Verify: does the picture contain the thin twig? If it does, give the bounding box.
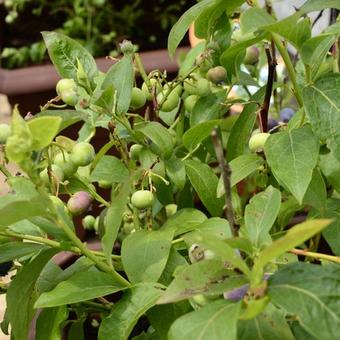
[258,44,277,132]
[211,127,238,237]
[289,248,340,264]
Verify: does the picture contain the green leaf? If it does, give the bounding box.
[6,248,57,340]
[262,14,311,48]
[27,116,62,150]
[303,74,340,162]
[240,7,275,34]
[168,300,241,340]
[158,259,247,304]
[238,303,295,340]
[135,122,175,159]
[35,306,68,340]
[0,196,48,230]
[301,35,337,79]
[161,208,207,236]
[220,35,266,78]
[121,229,174,284]
[264,125,319,204]
[190,92,226,127]
[37,109,86,131]
[303,168,327,211]
[226,103,257,161]
[6,107,33,164]
[101,54,134,115]
[309,198,340,255]
[102,179,131,265]
[0,242,45,263]
[217,154,264,197]
[185,231,251,276]
[184,159,224,217]
[167,0,216,57]
[35,269,126,308]
[99,283,163,340]
[245,186,281,248]
[252,219,331,283]
[183,119,223,151]
[299,0,340,14]
[68,320,85,340]
[196,217,232,239]
[319,149,340,193]
[268,262,340,339]
[90,155,129,184]
[42,31,97,81]
[147,302,192,340]
[165,157,186,190]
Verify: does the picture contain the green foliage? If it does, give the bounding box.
[1,2,340,338]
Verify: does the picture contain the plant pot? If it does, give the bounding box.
[0,47,189,113]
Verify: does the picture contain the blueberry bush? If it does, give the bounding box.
[0,0,340,339]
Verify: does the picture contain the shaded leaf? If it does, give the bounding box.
[268,262,340,339]
[245,186,281,248]
[27,116,62,150]
[168,300,241,340]
[158,259,247,304]
[6,248,57,340]
[264,125,319,204]
[121,229,174,284]
[185,159,224,216]
[99,283,163,340]
[35,269,126,308]
[42,31,97,81]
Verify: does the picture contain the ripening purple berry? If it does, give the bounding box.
[67,191,92,216]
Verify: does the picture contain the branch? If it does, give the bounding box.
[258,44,276,132]
[289,248,340,265]
[271,33,303,107]
[211,127,238,237]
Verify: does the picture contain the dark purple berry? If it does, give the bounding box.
[224,284,249,301]
[268,118,279,130]
[279,108,295,122]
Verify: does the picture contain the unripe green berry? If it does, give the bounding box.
[184,95,199,113]
[98,180,112,189]
[195,78,210,96]
[131,190,154,209]
[192,294,210,307]
[130,144,143,160]
[53,152,78,178]
[158,91,180,112]
[248,132,270,152]
[82,215,96,230]
[130,87,146,109]
[183,78,197,95]
[0,123,11,144]
[67,191,92,216]
[207,66,227,83]
[244,46,259,65]
[164,82,182,97]
[71,142,95,167]
[40,164,64,184]
[56,78,77,96]
[61,90,78,106]
[165,204,178,218]
[141,79,161,101]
